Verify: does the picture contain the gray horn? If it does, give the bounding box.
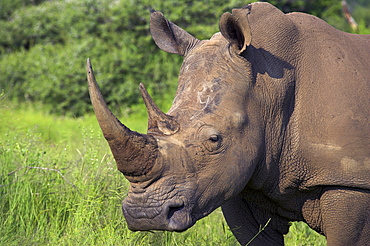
[86,58,158,176]
[139,83,180,135]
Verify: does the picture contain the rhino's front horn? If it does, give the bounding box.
[86,58,158,177]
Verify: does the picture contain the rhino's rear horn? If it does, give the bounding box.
[139,83,180,135]
[86,58,158,177]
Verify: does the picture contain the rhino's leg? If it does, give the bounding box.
[221,193,286,246]
[320,187,370,246]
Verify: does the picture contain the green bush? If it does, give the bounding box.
[0,0,47,21]
[0,0,368,116]
[0,0,251,116]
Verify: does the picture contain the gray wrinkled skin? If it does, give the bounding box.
[87,2,370,246]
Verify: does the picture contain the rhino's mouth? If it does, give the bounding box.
[122,198,195,232]
[166,202,189,231]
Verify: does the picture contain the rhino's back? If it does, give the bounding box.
[285,12,370,189]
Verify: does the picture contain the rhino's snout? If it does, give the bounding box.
[122,200,194,232]
[166,203,188,231]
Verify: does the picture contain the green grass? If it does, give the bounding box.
[0,103,326,245]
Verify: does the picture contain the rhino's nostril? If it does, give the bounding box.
[167,204,185,220]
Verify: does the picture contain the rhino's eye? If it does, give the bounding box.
[209,134,220,142]
[198,126,223,153]
[203,134,223,153]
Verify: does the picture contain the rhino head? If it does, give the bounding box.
[87,4,295,232]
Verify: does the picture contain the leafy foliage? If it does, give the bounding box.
[0,0,369,116]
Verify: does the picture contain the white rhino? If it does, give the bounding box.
[87,2,370,245]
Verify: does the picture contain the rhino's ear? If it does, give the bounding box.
[150,11,200,56]
[219,8,251,54]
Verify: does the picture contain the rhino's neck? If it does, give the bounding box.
[242,5,303,194]
[249,90,298,189]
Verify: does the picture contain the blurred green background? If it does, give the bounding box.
[1,0,369,117]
